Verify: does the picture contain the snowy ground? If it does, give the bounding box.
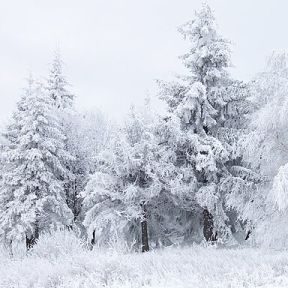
[1,232,288,288]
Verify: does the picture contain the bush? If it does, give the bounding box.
[29,229,86,260]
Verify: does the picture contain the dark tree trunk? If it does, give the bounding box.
[26,226,39,251]
[245,230,251,240]
[140,202,149,252]
[91,230,96,246]
[203,208,217,242]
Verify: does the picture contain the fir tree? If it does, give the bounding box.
[157,3,256,243]
[46,53,85,223]
[47,52,74,110]
[0,79,73,248]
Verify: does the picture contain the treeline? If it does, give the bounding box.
[0,4,287,252]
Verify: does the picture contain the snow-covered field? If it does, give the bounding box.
[0,232,288,288]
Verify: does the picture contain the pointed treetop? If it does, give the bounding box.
[47,50,74,110]
[51,49,64,76]
[179,3,215,38]
[179,3,231,86]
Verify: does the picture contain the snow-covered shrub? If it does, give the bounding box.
[254,212,288,250]
[29,230,86,259]
[252,165,288,249]
[0,243,12,261]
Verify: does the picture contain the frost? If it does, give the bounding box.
[270,163,288,211]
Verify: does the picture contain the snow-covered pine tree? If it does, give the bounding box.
[47,51,74,110]
[0,78,73,249]
[82,102,171,251]
[157,3,256,243]
[46,52,86,223]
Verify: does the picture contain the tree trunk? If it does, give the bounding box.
[245,230,251,240]
[91,230,96,246]
[140,202,149,252]
[203,208,217,242]
[26,226,39,251]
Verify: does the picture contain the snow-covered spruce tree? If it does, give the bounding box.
[242,52,288,248]
[0,78,73,249]
[157,4,256,243]
[82,102,172,251]
[46,53,86,223]
[47,52,74,110]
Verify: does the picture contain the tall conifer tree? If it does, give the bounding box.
[158,4,255,242]
[0,78,73,248]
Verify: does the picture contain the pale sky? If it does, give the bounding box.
[0,0,287,124]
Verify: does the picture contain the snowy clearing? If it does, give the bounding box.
[1,243,288,288]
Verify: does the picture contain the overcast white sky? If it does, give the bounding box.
[0,0,287,124]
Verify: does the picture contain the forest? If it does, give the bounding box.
[1,3,288,287]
